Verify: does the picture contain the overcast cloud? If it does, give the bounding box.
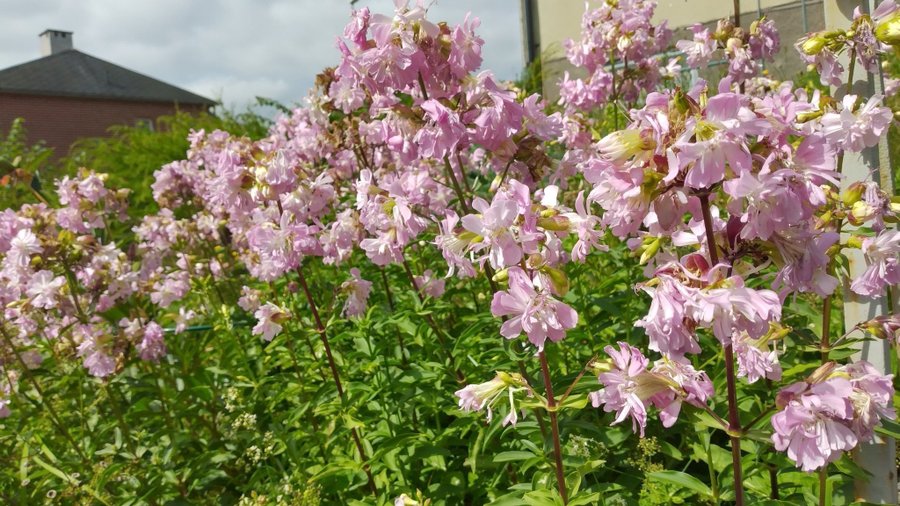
[0,0,524,112]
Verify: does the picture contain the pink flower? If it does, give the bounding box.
[689,275,782,346]
[463,195,522,269]
[490,267,578,350]
[82,351,116,378]
[455,371,529,426]
[415,269,446,299]
[75,325,117,378]
[734,332,782,384]
[748,17,780,61]
[676,24,716,68]
[590,342,652,436]
[237,286,262,312]
[6,229,41,269]
[635,275,701,358]
[590,342,713,436]
[150,271,191,308]
[137,322,167,362]
[449,13,483,77]
[674,93,770,189]
[771,362,895,471]
[173,307,196,334]
[771,229,839,297]
[563,191,606,262]
[820,94,893,153]
[771,377,858,472]
[434,211,476,278]
[26,270,65,309]
[416,99,466,159]
[845,361,896,440]
[341,268,372,318]
[360,233,403,266]
[252,302,289,342]
[584,158,651,238]
[850,230,900,296]
[343,7,370,49]
[523,94,563,141]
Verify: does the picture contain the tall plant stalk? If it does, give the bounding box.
[539,350,568,504]
[401,257,465,382]
[698,193,744,506]
[295,264,377,495]
[0,324,90,465]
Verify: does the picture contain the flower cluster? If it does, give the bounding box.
[560,0,676,112]
[676,16,780,85]
[0,171,172,382]
[1,1,897,486]
[797,0,900,86]
[590,342,713,436]
[772,362,895,471]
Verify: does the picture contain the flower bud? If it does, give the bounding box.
[845,235,864,249]
[817,209,833,229]
[805,362,839,386]
[800,34,828,55]
[639,238,661,265]
[841,182,865,206]
[537,215,570,232]
[489,173,503,192]
[715,19,734,41]
[849,200,877,225]
[796,109,824,123]
[597,129,653,162]
[458,230,482,243]
[875,11,900,46]
[860,314,900,341]
[590,359,614,376]
[491,268,509,283]
[764,322,792,343]
[542,265,570,296]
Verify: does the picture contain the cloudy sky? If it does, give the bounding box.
[0,0,524,112]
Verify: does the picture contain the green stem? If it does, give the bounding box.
[444,155,471,214]
[0,325,89,465]
[401,257,465,382]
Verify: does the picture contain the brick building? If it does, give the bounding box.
[0,29,215,157]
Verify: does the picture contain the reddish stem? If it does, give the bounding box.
[296,265,377,495]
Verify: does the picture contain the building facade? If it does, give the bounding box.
[0,30,215,157]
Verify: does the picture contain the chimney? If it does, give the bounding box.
[39,29,73,56]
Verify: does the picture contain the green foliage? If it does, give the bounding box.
[0,118,54,208]
[517,55,544,96]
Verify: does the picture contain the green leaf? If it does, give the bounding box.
[32,455,71,482]
[522,489,564,506]
[647,470,713,498]
[492,451,537,463]
[875,418,900,439]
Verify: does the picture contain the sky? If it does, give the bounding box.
[0,0,525,112]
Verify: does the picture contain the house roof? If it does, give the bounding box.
[0,49,215,106]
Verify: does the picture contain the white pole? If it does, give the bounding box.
[822,0,898,503]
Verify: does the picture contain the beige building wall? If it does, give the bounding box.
[530,0,825,101]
